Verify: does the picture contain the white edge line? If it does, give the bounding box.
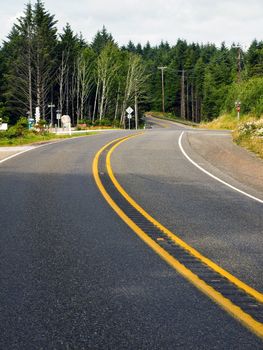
[0,135,97,165]
[0,148,35,164]
[178,131,263,204]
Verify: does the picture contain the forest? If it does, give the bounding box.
[0,0,262,127]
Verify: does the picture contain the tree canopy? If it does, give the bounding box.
[0,1,262,125]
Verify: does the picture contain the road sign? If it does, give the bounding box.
[61,115,71,124]
[48,104,55,108]
[127,114,132,119]
[235,101,241,120]
[126,106,134,114]
[0,123,8,131]
[28,118,35,130]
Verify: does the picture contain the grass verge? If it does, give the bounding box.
[233,133,263,159]
[199,114,256,130]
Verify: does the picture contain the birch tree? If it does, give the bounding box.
[97,43,120,120]
[76,48,95,122]
[120,53,148,125]
[58,50,68,115]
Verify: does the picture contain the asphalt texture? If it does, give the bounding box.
[0,124,262,349]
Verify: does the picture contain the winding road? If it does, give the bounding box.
[0,116,262,349]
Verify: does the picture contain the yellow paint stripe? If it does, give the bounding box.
[107,137,263,304]
[92,134,263,339]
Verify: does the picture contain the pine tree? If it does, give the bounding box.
[2,4,34,122]
[91,26,114,54]
[246,40,263,77]
[33,0,57,119]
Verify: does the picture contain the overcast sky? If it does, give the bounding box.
[1,0,263,47]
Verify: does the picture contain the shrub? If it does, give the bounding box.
[224,77,263,117]
[237,118,263,137]
[93,118,112,127]
[5,117,28,138]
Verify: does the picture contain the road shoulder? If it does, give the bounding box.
[184,130,263,199]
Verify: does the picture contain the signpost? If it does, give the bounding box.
[48,103,55,126]
[28,118,35,129]
[56,109,61,128]
[126,107,134,130]
[235,101,241,120]
[0,123,8,131]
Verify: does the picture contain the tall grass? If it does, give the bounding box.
[199,114,257,130]
[200,113,263,159]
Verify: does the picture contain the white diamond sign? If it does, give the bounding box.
[126,106,133,114]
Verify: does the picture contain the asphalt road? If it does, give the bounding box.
[0,122,262,349]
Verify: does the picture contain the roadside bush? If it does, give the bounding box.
[78,119,92,125]
[237,118,263,137]
[0,131,7,138]
[5,117,28,138]
[93,118,112,127]
[112,119,120,128]
[224,77,263,117]
[35,119,48,135]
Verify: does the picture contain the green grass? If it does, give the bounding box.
[0,131,97,147]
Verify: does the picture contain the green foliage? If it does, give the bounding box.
[91,26,114,54]
[246,40,263,77]
[233,117,263,158]
[224,77,263,117]
[93,118,112,127]
[0,103,9,122]
[5,117,28,138]
[0,1,262,128]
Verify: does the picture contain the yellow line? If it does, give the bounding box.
[93,134,263,339]
[107,138,263,304]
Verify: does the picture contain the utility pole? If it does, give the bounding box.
[186,74,189,120]
[234,45,242,120]
[181,69,186,119]
[134,80,138,130]
[158,66,167,113]
[237,46,242,84]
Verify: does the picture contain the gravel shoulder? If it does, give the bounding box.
[185,130,263,198]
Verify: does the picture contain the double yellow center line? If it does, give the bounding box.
[92,133,263,339]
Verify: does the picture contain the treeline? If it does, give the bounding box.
[0,0,262,126]
[0,1,147,126]
[134,39,263,122]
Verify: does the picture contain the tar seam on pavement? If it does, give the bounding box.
[93,135,263,339]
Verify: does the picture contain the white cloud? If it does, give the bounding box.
[0,0,262,47]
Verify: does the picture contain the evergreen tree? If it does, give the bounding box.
[33,0,57,119]
[0,1,262,126]
[246,40,263,77]
[91,26,114,54]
